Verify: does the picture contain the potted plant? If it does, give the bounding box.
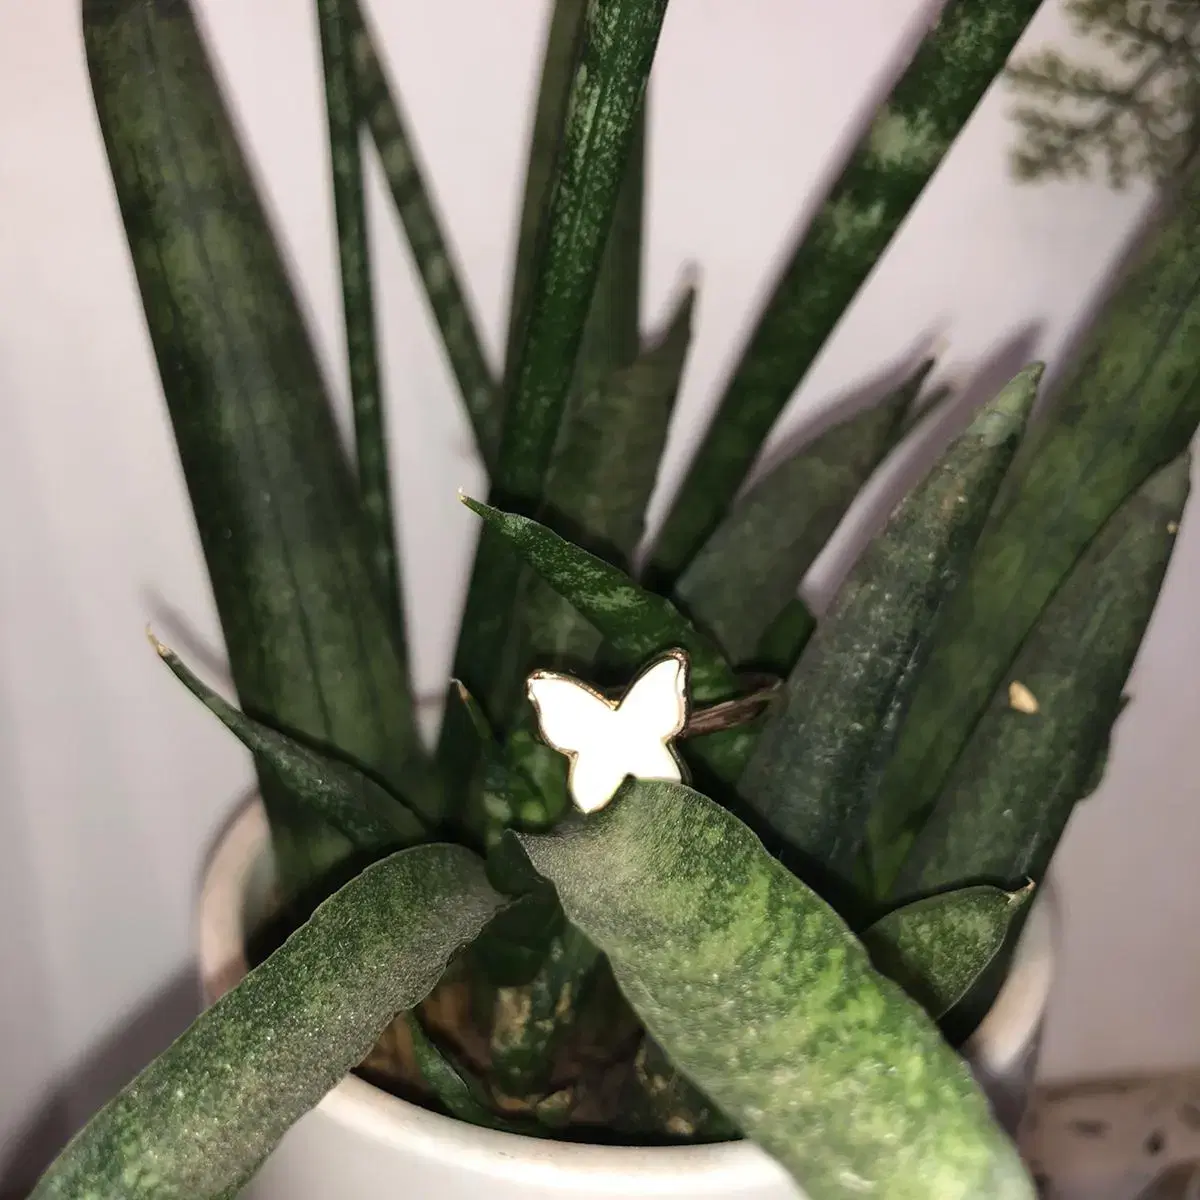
[29,0,1200,1197]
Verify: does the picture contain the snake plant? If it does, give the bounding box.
[31,1,1200,1197]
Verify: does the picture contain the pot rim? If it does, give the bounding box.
[196,796,1055,1187]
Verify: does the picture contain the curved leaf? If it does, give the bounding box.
[153,635,424,850]
[887,454,1191,898]
[875,157,1200,858]
[739,366,1041,896]
[32,845,502,1199]
[518,780,1033,1200]
[461,497,737,703]
[862,885,1033,1021]
[528,283,697,666]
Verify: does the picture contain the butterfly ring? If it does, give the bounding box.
[525,649,781,815]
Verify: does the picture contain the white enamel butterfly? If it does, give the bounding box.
[525,649,691,814]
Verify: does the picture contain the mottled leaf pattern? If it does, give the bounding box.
[461,497,738,704]
[31,845,502,1199]
[316,0,401,628]
[154,636,424,850]
[83,0,429,892]
[345,0,500,462]
[863,885,1033,1020]
[876,158,1200,860]
[739,367,1040,896]
[887,455,1191,898]
[651,0,1045,581]
[519,780,1034,1200]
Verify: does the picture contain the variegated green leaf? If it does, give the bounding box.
[650,0,1045,582]
[316,0,400,625]
[887,454,1191,899]
[863,885,1033,1021]
[83,0,430,892]
[31,845,502,1199]
[875,158,1200,863]
[519,780,1033,1200]
[461,497,738,704]
[153,635,424,851]
[345,0,500,463]
[739,367,1041,897]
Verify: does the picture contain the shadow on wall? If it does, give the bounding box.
[0,970,200,1200]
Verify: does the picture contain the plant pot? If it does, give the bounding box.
[197,797,1056,1200]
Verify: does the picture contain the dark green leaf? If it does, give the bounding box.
[739,366,1041,897]
[875,157,1200,864]
[438,0,666,784]
[751,597,817,677]
[315,0,401,628]
[527,283,697,667]
[461,497,738,703]
[345,0,500,463]
[862,885,1033,1021]
[32,845,502,1199]
[489,923,601,1098]
[153,635,424,850]
[405,1014,531,1133]
[621,1035,738,1142]
[650,0,1045,582]
[519,780,1033,1200]
[675,361,926,663]
[547,281,695,566]
[504,0,589,383]
[451,682,551,837]
[83,0,430,892]
[494,0,667,503]
[886,454,1191,898]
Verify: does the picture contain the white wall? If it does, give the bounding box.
[1,0,1197,1175]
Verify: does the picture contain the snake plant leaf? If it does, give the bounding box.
[527,282,697,667]
[83,0,429,892]
[620,1035,738,1142]
[675,360,929,664]
[404,1013,537,1134]
[518,780,1034,1200]
[315,0,400,626]
[507,0,646,405]
[451,682,550,835]
[504,0,590,380]
[547,281,695,567]
[438,0,665,795]
[449,687,567,986]
[345,0,500,463]
[460,497,738,704]
[650,0,1045,584]
[752,597,817,677]
[489,922,601,1098]
[495,0,669,503]
[30,844,503,1200]
[874,157,1200,863]
[739,366,1041,898]
[887,454,1191,900]
[862,885,1034,1022]
[153,635,424,851]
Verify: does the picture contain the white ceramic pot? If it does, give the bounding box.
[198,799,1055,1200]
